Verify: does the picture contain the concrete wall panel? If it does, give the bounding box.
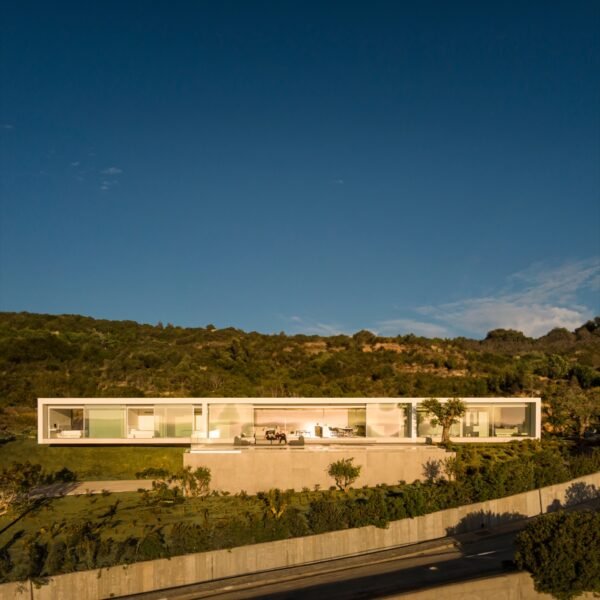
[184,446,452,494]
[539,471,600,512]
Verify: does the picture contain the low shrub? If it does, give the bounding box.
[515,511,600,600]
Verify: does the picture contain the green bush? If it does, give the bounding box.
[136,529,168,561]
[515,511,600,600]
[168,522,212,555]
[134,467,170,480]
[346,490,389,528]
[307,495,349,533]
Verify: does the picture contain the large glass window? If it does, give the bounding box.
[154,405,193,438]
[416,407,460,438]
[366,404,410,437]
[209,404,254,439]
[416,402,536,438]
[86,406,125,438]
[253,405,366,438]
[462,405,492,437]
[492,404,534,437]
[127,407,155,438]
[48,407,85,439]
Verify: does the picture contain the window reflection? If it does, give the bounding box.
[253,406,367,438]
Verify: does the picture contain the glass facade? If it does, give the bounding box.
[42,399,539,442]
[48,407,85,439]
[155,405,194,438]
[417,403,536,438]
[208,404,254,439]
[492,403,535,437]
[253,405,367,438]
[416,408,461,438]
[462,405,492,437]
[127,407,155,438]
[86,406,125,439]
[366,403,410,438]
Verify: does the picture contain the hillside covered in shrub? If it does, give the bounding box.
[0,312,599,436]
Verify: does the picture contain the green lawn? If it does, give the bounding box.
[0,437,185,480]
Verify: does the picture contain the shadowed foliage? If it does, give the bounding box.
[445,510,526,535]
[515,511,600,600]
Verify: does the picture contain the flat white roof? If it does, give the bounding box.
[39,397,540,405]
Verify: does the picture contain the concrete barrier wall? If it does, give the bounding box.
[184,445,452,493]
[539,472,600,512]
[0,582,29,600]
[1,472,598,600]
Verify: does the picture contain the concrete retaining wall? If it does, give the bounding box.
[1,472,598,600]
[184,445,452,493]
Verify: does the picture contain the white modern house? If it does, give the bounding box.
[38,397,541,445]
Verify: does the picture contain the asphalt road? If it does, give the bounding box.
[120,527,519,600]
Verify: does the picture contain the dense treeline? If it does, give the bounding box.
[0,312,599,435]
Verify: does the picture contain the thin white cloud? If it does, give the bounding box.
[375,318,452,338]
[1,124,14,130]
[332,178,344,185]
[100,179,120,191]
[280,260,598,340]
[101,167,122,175]
[421,300,588,338]
[70,161,80,167]
[283,315,346,336]
[416,258,600,338]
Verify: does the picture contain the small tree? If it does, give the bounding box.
[257,488,292,520]
[327,458,361,492]
[171,466,211,497]
[421,398,466,445]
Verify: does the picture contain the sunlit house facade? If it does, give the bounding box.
[38,397,541,445]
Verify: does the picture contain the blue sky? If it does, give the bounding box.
[1,1,599,338]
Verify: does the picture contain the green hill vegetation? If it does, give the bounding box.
[0,311,599,438]
[0,311,598,588]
